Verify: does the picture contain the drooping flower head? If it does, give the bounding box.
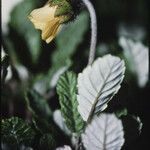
[28,0,81,43]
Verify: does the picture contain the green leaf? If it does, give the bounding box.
[9,0,41,63]
[1,143,33,150]
[1,55,10,86]
[32,116,71,147]
[25,90,71,145]
[25,89,52,120]
[56,71,85,134]
[39,134,56,150]
[115,108,128,118]
[56,11,89,52]
[1,117,35,146]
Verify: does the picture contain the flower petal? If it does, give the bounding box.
[42,18,61,43]
[28,5,56,30]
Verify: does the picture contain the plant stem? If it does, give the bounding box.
[82,0,97,65]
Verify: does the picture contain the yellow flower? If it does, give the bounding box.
[28,5,62,43]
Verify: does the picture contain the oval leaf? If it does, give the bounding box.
[77,54,125,122]
[25,89,52,120]
[56,145,72,150]
[82,113,125,150]
[119,36,149,87]
[56,71,85,134]
[53,110,71,135]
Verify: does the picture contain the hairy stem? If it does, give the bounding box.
[82,0,97,65]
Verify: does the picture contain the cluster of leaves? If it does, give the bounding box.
[1,0,149,150]
[1,117,35,146]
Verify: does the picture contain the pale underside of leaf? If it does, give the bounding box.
[82,113,125,150]
[77,54,125,122]
[56,145,72,150]
[53,110,71,135]
[119,36,149,87]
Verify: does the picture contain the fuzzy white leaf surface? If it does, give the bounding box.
[77,54,125,121]
[1,47,12,81]
[50,66,68,88]
[2,0,23,33]
[15,65,29,81]
[1,47,6,59]
[53,110,71,135]
[119,36,149,87]
[82,113,125,150]
[56,145,72,150]
[33,81,46,95]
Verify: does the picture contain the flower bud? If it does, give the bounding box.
[28,0,78,43]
